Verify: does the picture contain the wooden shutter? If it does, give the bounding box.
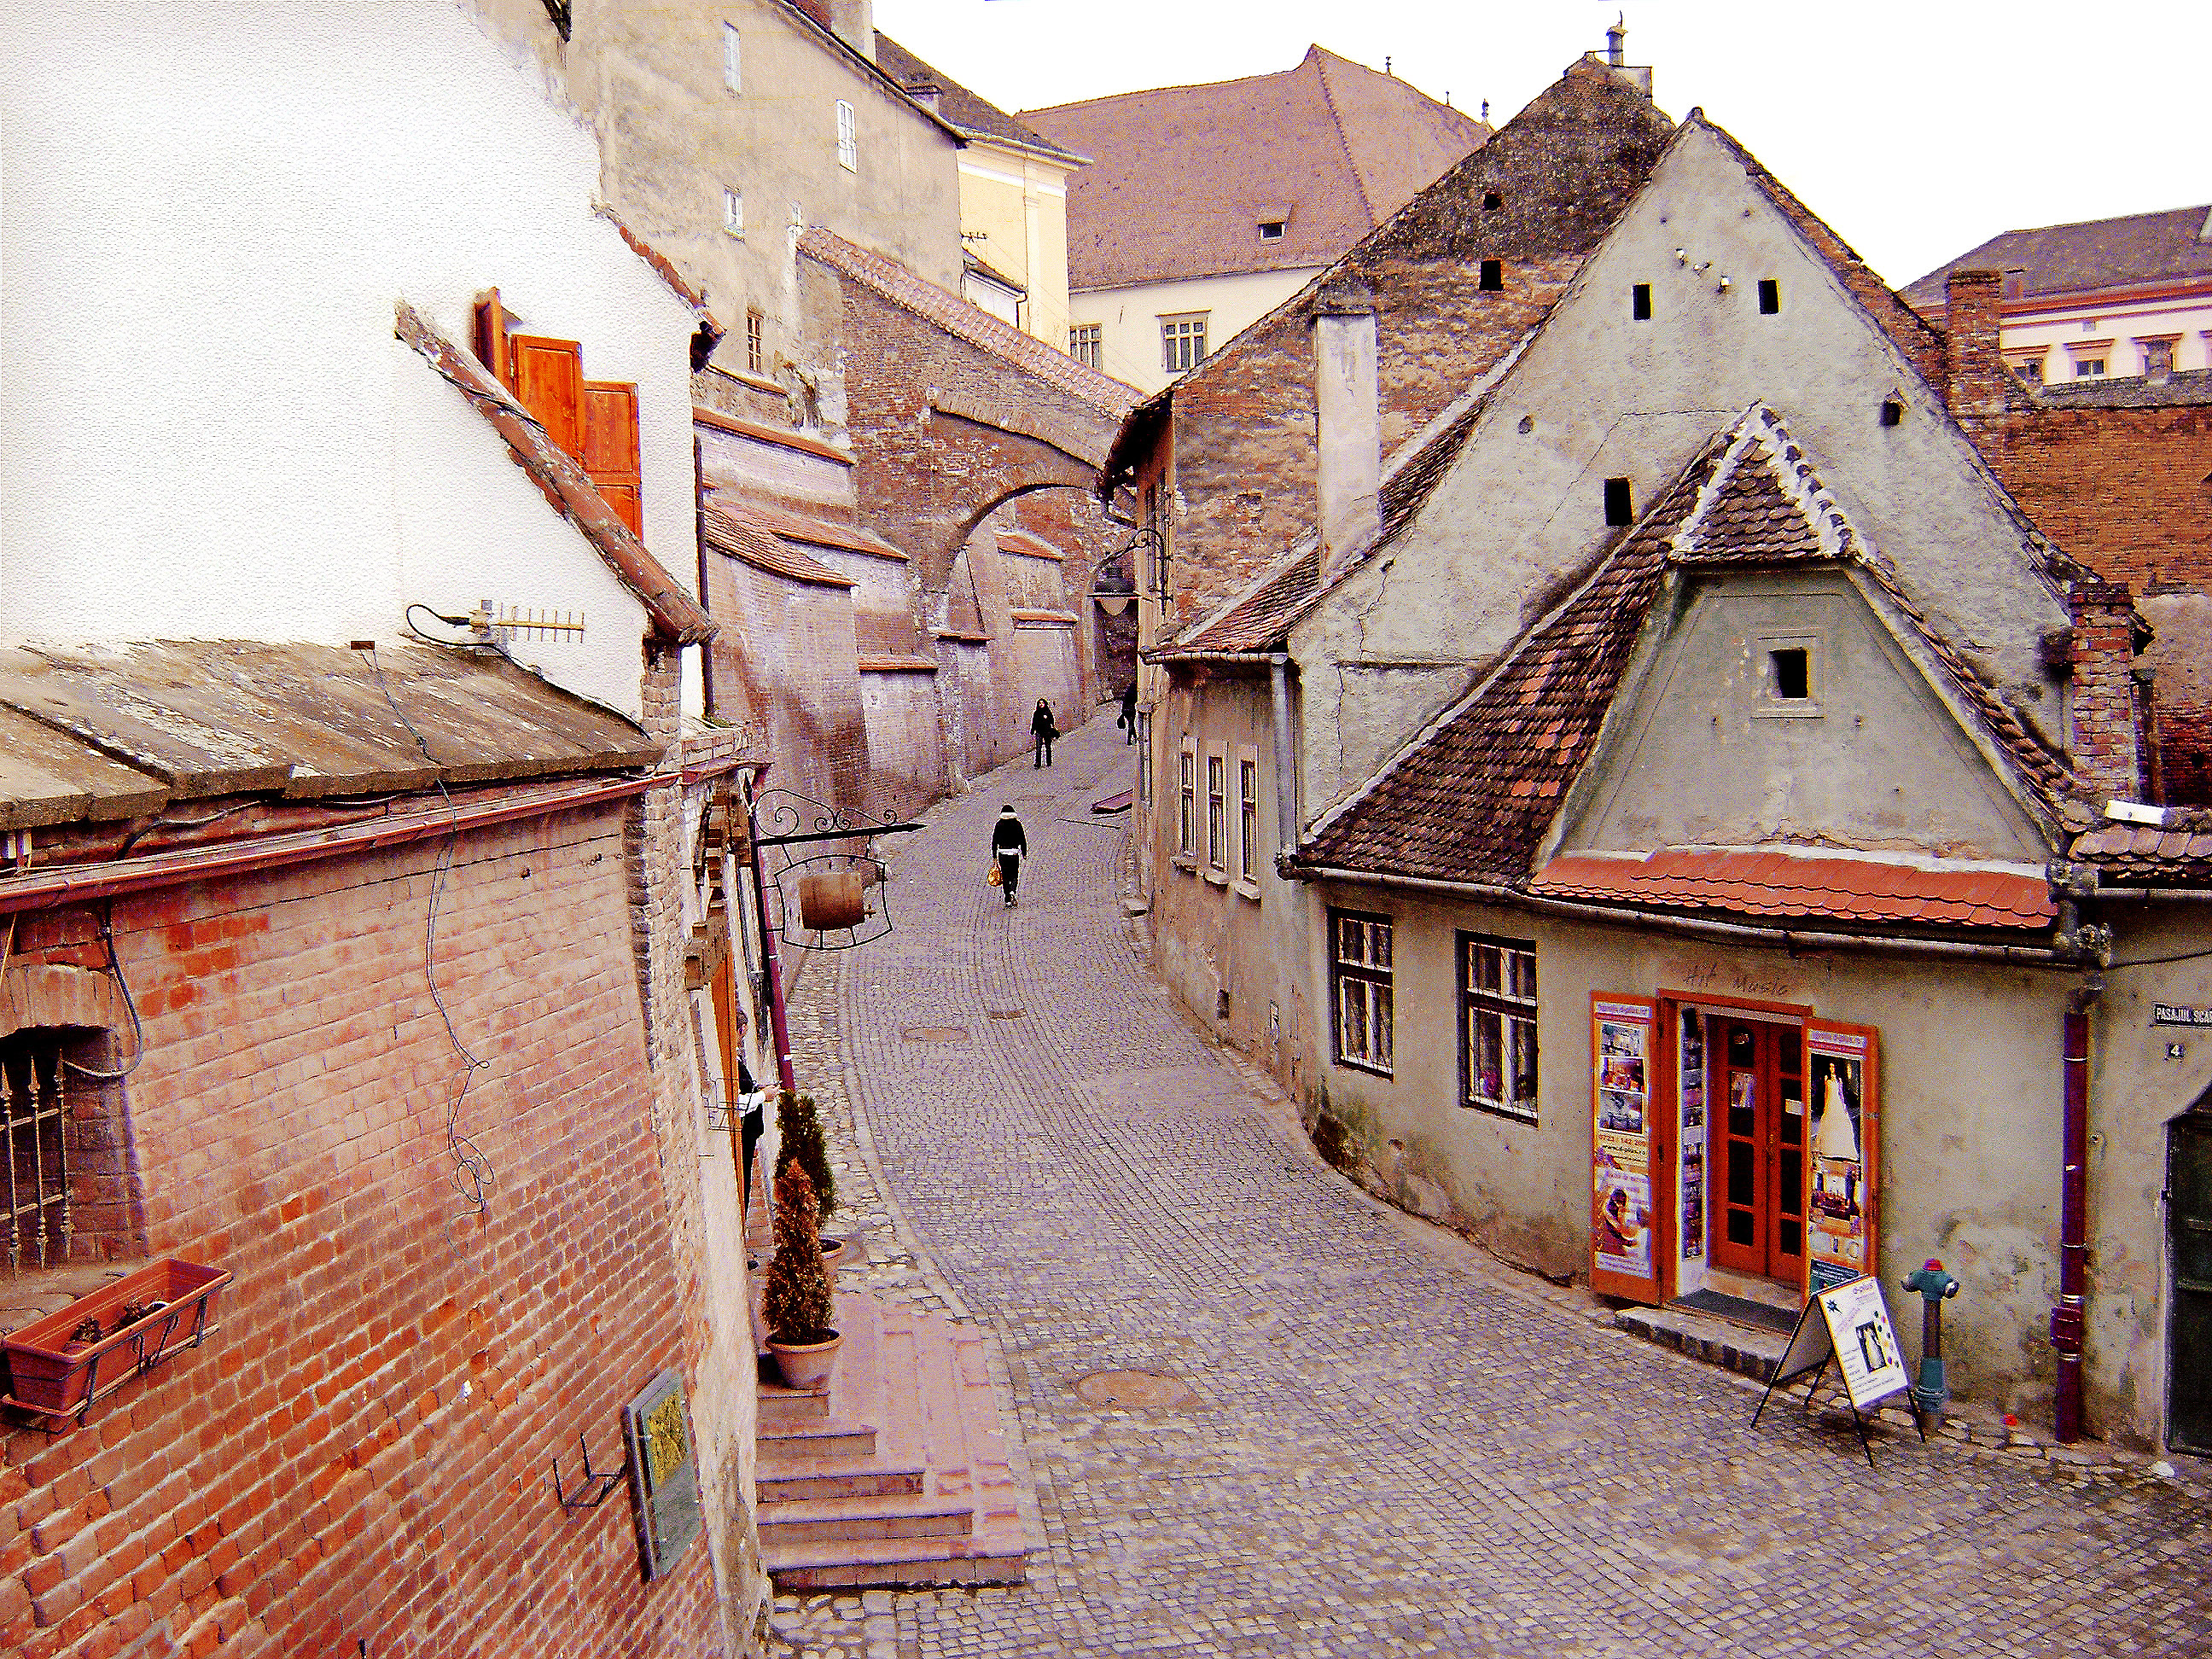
[583,380,644,536]
[1590,993,1664,1305]
[473,288,514,388]
[510,335,585,460]
[1804,1022,1879,1295]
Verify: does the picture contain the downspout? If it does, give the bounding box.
[741,771,799,1096]
[1268,655,1297,860]
[2054,970,2102,1443]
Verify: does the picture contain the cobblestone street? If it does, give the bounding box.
[770,713,2212,1659]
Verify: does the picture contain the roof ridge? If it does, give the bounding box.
[1308,49,1378,228]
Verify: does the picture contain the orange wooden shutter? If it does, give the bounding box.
[1591,993,1664,1305]
[510,335,585,460]
[583,380,644,536]
[473,288,514,388]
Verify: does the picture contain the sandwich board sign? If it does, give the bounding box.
[1752,1274,1908,1468]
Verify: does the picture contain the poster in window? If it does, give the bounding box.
[1806,1023,1878,1293]
[1678,1009,1706,1260]
[1589,996,1657,1295]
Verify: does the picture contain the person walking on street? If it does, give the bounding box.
[1031,698,1058,767]
[991,804,1027,905]
[1120,680,1137,743]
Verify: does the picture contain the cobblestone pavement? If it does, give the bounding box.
[767,714,2212,1659]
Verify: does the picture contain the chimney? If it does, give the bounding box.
[1943,267,2007,444]
[1606,14,1627,66]
[1312,276,1381,586]
[2066,578,2149,804]
[828,0,874,61]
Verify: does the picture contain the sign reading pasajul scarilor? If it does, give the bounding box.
[2155,1004,2212,1027]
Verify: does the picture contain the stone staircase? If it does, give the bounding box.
[755,1289,1028,1589]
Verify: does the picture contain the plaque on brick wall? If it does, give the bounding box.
[623,1371,702,1580]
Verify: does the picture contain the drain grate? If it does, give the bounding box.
[900,1025,970,1044]
[986,1008,1026,1020]
[1072,1370,1202,1411]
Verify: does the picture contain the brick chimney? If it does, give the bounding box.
[1312,276,1381,587]
[2067,577,2149,804]
[1944,268,2007,445]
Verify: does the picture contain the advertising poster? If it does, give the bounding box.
[1678,1009,1706,1263]
[1817,1275,1909,1410]
[1590,998,1656,1289]
[1807,1024,1878,1292]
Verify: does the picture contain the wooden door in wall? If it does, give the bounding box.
[1708,1016,1807,1284]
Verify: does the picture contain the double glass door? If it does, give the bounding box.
[1709,1016,1807,1284]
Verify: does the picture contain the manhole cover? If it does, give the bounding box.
[986,1008,1026,1020]
[901,1025,969,1043]
[1073,1370,1202,1410]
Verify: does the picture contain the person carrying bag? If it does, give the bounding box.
[990,804,1027,906]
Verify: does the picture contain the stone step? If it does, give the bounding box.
[757,1417,880,1462]
[759,1384,833,1428]
[758,1493,974,1545]
[1615,1301,1788,1382]
[759,1531,1028,1592]
[757,1460,927,1504]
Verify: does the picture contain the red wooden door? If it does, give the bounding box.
[1709,1017,1807,1282]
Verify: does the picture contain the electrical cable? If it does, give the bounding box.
[356,643,494,1211]
[61,904,147,1081]
[403,602,480,647]
[2104,944,2212,970]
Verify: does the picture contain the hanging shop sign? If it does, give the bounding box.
[1589,995,1661,1302]
[1805,1022,1879,1295]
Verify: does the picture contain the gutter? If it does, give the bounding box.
[0,773,654,916]
[1285,862,2098,968]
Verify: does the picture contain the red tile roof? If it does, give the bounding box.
[701,504,855,590]
[1901,204,2212,312]
[797,227,1138,417]
[693,405,853,464]
[396,302,714,645]
[1025,46,1489,290]
[2070,818,2212,885]
[995,530,1065,561]
[1297,406,2077,887]
[740,502,906,561]
[1532,849,2056,932]
[596,207,721,333]
[872,36,1083,164]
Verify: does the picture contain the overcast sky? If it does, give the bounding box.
[874,1,2212,288]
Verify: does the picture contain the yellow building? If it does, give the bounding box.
[875,38,1085,349]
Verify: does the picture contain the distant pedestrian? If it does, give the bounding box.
[1031,698,1058,767]
[1119,681,1137,743]
[991,804,1027,906]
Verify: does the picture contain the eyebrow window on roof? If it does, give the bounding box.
[1259,220,1286,241]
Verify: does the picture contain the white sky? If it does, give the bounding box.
[874,1,2212,288]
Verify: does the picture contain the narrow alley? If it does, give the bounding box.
[772,713,2212,1659]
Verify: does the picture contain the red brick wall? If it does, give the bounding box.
[2069,578,2148,802]
[0,807,731,1659]
[1989,403,2212,595]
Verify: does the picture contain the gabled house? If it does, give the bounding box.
[3,3,768,1650]
[1136,93,2212,1456]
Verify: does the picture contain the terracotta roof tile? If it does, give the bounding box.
[701,504,854,589]
[1298,405,2075,886]
[1901,204,2212,311]
[797,227,1138,416]
[871,36,1083,163]
[2071,819,2212,884]
[396,302,714,645]
[740,502,906,561]
[1532,850,2055,932]
[1024,46,1488,290]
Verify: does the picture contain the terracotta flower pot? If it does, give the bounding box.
[766,1330,842,1392]
[819,1234,863,1272]
[3,1258,231,1417]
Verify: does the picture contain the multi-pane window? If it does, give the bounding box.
[1205,751,1226,873]
[724,189,744,238]
[1161,314,1208,374]
[1069,324,1102,369]
[835,100,857,172]
[1178,742,1196,858]
[1330,911,1394,1076]
[1461,933,1538,1121]
[2073,356,2106,378]
[722,22,742,92]
[1237,753,1258,888]
[746,310,765,375]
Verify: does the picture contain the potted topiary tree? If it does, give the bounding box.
[776,1092,859,1270]
[762,1161,841,1391]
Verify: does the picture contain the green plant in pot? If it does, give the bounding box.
[777,1091,855,1268]
[763,1160,841,1391]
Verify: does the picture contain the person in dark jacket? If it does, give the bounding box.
[1031,698,1057,767]
[1119,681,1137,743]
[991,805,1027,905]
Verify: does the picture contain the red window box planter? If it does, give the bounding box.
[3,1258,231,1426]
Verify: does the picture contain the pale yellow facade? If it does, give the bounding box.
[957,140,1074,348]
[1073,266,1326,396]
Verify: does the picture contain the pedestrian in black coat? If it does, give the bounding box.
[991,805,1027,905]
[1031,698,1057,767]
[1119,681,1137,743]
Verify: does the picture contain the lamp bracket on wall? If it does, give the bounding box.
[749,789,923,952]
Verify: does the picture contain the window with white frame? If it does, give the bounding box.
[1330,911,1394,1076]
[1205,748,1227,875]
[1460,932,1538,1121]
[1069,324,1101,369]
[724,189,744,238]
[723,22,742,92]
[1177,740,1196,859]
[835,100,857,172]
[1161,313,1208,374]
[1236,747,1260,892]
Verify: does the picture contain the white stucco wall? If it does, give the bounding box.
[1070,267,1322,396]
[1291,120,2074,820]
[1,0,705,723]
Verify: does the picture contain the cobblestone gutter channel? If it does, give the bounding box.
[765,714,2212,1659]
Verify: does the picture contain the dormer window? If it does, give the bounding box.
[1259,220,1285,241]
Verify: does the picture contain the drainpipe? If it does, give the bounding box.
[2054,972,2102,1443]
[1268,655,1298,861]
[741,772,799,1096]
